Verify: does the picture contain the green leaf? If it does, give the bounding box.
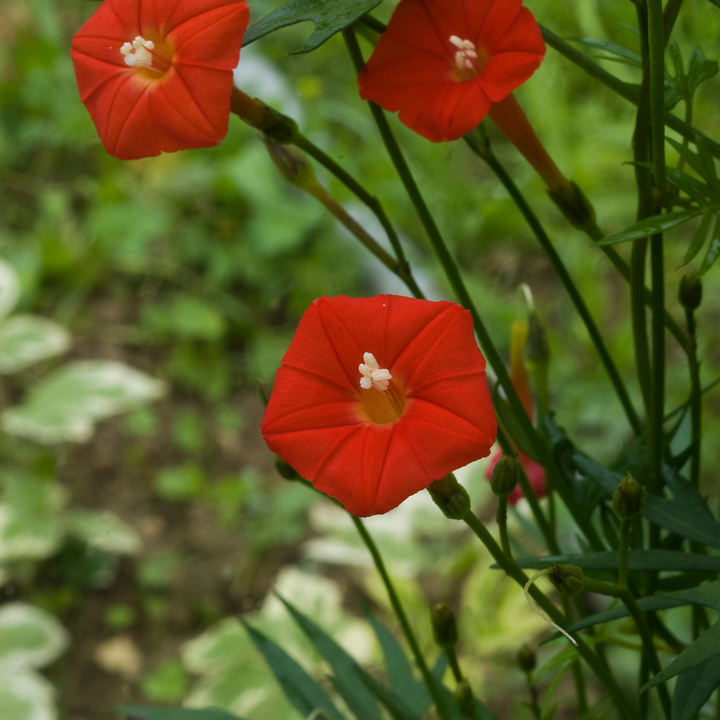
[364,607,429,713]
[244,0,383,54]
[677,211,713,267]
[666,137,719,190]
[671,657,720,720]
[0,315,70,375]
[686,47,720,98]
[2,360,165,444]
[117,708,248,720]
[660,578,720,612]
[0,258,20,323]
[240,619,345,720]
[356,672,423,720]
[0,602,69,668]
[65,510,142,555]
[278,595,382,720]
[665,167,715,203]
[508,550,720,573]
[643,621,720,691]
[563,594,685,637]
[566,37,642,67]
[597,207,707,246]
[697,220,720,276]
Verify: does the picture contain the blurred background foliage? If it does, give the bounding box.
[1,0,720,718]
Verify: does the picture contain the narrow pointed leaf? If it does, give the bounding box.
[566,38,642,67]
[507,550,720,573]
[667,137,720,190]
[117,708,248,720]
[597,208,707,246]
[659,578,720,612]
[687,48,720,99]
[678,211,713,267]
[278,596,382,720]
[671,657,720,720]
[563,595,686,636]
[364,607,429,712]
[643,621,720,691]
[240,620,344,720]
[244,0,383,54]
[356,672,424,720]
[666,167,716,203]
[697,220,720,276]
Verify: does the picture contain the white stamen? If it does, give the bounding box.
[121,35,155,69]
[449,36,478,73]
[359,352,392,393]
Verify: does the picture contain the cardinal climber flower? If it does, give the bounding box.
[71,0,249,160]
[261,295,497,517]
[357,0,545,142]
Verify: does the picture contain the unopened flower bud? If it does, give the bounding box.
[548,563,585,598]
[430,602,458,649]
[490,455,519,498]
[679,273,702,311]
[428,474,471,519]
[453,679,475,719]
[612,473,647,519]
[526,313,549,365]
[263,137,318,192]
[548,181,597,232]
[275,457,301,481]
[517,644,536,673]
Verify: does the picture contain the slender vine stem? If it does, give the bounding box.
[685,305,701,488]
[497,496,511,558]
[291,132,425,299]
[647,0,667,195]
[465,131,642,437]
[351,516,453,720]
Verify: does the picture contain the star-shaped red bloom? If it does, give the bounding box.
[71,0,249,160]
[358,0,545,142]
[261,295,497,517]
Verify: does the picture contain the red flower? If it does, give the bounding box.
[261,295,497,517]
[71,0,249,160]
[357,0,545,142]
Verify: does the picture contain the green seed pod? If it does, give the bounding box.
[548,563,586,598]
[430,602,458,649]
[516,644,537,673]
[612,473,647,519]
[679,272,702,311]
[428,474,471,519]
[489,455,519,498]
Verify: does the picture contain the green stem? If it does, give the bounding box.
[444,645,463,684]
[351,517,453,720]
[345,26,604,551]
[663,0,685,42]
[466,132,642,437]
[686,306,701,489]
[618,519,631,590]
[497,496,511,558]
[647,0,667,194]
[631,239,652,415]
[292,132,424,299]
[539,24,720,160]
[462,513,637,719]
[649,234,665,497]
[572,661,588,716]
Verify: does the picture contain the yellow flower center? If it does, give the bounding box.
[358,352,406,425]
